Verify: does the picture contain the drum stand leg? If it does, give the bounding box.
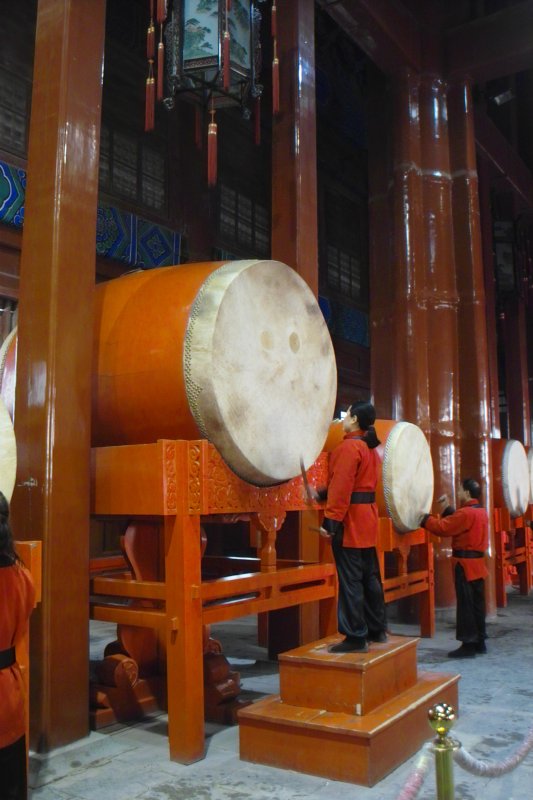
[164,512,205,763]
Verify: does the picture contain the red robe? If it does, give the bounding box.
[324,430,380,548]
[423,499,489,581]
[0,562,35,749]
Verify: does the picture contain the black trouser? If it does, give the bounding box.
[454,563,486,644]
[331,540,387,640]
[0,736,27,800]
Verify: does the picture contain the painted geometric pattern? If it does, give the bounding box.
[96,205,135,263]
[135,218,181,268]
[0,161,26,227]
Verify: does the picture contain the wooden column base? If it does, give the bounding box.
[238,636,459,787]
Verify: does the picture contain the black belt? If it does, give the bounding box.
[452,550,484,559]
[350,492,375,504]
[0,646,15,670]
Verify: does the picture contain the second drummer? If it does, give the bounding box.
[419,478,488,658]
[319,401,388,653]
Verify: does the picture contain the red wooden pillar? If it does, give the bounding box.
[477,156,501,439]
[11,0,105,748]
[270,0,319,648]
[389,69,430,428]
[368,66,394,419]
[271,0,318,295]
[503,297,531,445]
[419,74,459,607]
[448,79,496,614]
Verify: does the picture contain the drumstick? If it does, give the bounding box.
[300,457,314,503]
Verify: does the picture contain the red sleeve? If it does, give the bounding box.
[13,567,35,646]
[423,508,469,538]
[324,442,361,522]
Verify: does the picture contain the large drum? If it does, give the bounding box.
[323,418,434,533]
[1,261,337,488]
[491,438,529,517]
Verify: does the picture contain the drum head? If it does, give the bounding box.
[0,327,16,420]
[502,440,529,517]
[0,395,16,502]
[381,421,434,533]
[184,260,337,486]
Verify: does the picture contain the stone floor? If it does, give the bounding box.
[30,589,533,799]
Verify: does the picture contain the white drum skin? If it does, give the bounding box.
[492,438,529,518]
[0,395,16,502]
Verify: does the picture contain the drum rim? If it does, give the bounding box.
[0,395,16,502]
[0,327,16,393]
[183,259,337,486]
[382,421,433,534]
[502,439,529,518]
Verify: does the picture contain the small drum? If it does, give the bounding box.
[0,395,16,502]
[323,418,434,533]
[491,438,529,517]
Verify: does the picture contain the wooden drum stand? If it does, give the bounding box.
[89,439,435,763]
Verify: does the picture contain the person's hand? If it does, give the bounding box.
[437,494,449,511]
[319,526,332,539]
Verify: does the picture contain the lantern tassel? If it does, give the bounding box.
[145,66,155,132]
[147,18,155,61]
[156,0,167,24]
[223,31,231,91]
[157,27,164,101]
[208,109,218,187]
[271,1,277,37]
[272,56,280,116]
[254,96,261,145]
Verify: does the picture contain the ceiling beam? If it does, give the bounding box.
[446,1,533,83]
[317,0,422,75]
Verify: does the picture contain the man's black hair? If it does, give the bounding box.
[462,477,481,499]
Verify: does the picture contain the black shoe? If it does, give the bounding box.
[329,638,368,653]
[368,631,388,643]
[447,643,476,659]
[475,642,487,654]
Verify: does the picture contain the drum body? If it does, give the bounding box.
[1,261,337,488]
[323,418,434,532]
[491,438,529,517]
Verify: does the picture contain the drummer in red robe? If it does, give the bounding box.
[0,491,35,800]
[420,478,488,659]
[318,401,387,653]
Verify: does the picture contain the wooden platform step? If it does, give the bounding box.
[239,671,459,786]
[279,634,418,715]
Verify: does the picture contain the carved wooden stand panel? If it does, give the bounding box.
[494,507,532,608]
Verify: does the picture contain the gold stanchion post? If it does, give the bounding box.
[428,702,460,800]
